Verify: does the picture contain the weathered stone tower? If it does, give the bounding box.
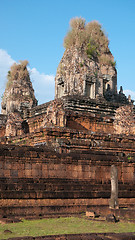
[55,18,117,100]
[1,60,37,137]
[1,60,37,115]
[55,47,117,99]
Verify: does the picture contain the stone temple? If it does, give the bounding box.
[0,18,134,221]
[55,47,117,100]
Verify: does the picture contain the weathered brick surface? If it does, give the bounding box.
[0,139,134,217]
[1,95,132,139]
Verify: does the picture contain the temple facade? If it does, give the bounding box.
[55,48,117,100]
[0,18,135,220]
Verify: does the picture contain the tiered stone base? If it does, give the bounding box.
[0,132,134,218]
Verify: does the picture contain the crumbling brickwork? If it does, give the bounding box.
[114,104,135,135]
[0,139,134,217]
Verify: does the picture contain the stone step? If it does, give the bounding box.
[0,179,134,190]
[1,183,134,192]
[0,190,111,199]
[0,189,134,200]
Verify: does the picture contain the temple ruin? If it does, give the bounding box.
[55,48,117,100]
[0,18,134,221]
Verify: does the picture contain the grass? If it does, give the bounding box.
[0,217,135,239]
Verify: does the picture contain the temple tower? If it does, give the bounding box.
[1,60,37,115]
[55,18,117,100]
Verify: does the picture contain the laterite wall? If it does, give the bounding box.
[0,142,135,218]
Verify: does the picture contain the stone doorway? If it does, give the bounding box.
[86,82,95,98]
[21,120,29,134]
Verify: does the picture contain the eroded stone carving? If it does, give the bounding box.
[1,61,37,137]
[114,104,135,135]
[1,60,37,115]
[55,47,117,100]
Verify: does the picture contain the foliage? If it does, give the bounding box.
[70,17,86,30]
[79,62,84,67]
[10,60,29,80]
[6,60,29,89]
[64,17,86,49]
[0,217,135,239]
[86,40,99,59]
[63,17,115,65]
[99,54,116,66]
[112,60,117,67]
[86,21,109,54]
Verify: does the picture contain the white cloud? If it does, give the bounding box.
[0,49,15,96]
[124,89,135,101]
[29,67,55,104]
[0,49,15,73]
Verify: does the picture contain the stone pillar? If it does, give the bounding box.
[93,82,96,99]
[83,80,86,96]
[109,165,119,209]
[91,83,96,99]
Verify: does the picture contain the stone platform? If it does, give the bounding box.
[0,129,134,218]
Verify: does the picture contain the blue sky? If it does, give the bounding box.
[0,0,135,108]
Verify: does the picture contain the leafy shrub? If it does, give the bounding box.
[86,40,98,59]
[111,61,116,67]
[99,54,116,67]
[85,21,109,54]
[64,17,86,49]
[63,17,115,65]
[79,62,84,67]
[6,60,29,89]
